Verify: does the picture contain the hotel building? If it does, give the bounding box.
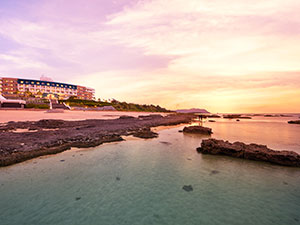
[0,77,95,100]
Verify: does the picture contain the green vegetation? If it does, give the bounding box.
[110,100,170,112]
[25,103,50,109]
[59,97,170,112]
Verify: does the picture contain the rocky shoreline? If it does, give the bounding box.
[0,113,195,167]
[197,139,300,167]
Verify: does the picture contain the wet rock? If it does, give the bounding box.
[223,115,252,119]
[183,126,212,135]
[138,115,163,120]
[197,139,300,167]
[133,128,158,139]
[119,116,135,120]
[288,120,300,124]
[182,185,193,192]
[35,119,65,129]
[280,114,290,117]
[207,114,221,118]
[0,113,195,167]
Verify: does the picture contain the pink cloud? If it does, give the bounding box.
[1,0,300,112]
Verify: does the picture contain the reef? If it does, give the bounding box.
[182,126,212,135]
[0,113,195,167]
[197,139,300,167]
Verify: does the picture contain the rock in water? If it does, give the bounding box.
[288,120,300,124]
[132,128,158,139]
[182,185,193,192]
[183,126,212,135]
[197,139,300,167]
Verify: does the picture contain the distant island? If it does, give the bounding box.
[176,108,210,114]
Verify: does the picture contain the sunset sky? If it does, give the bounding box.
[1,0,300,113]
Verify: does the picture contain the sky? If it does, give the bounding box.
[0,0,300,113]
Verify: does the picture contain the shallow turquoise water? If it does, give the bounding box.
[0,123,300,225]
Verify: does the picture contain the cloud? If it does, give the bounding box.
[105,0,300,74]
[0,0,300,112]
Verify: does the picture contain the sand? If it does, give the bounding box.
[0,109,168,123]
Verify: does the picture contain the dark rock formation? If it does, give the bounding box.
[288,120,300,124]
[264,114,275,117]
[0,113,195,167]
[223,115,252,119]
[138,115,163,120]
[197,139,300,167]
[280,114,290,117]
[183,126,212,135]
[132,128,158,139]
[119,116,135,120]
[207,114,221,118]
[182,185,193,192]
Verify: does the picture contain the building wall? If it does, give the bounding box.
[0,77,95,100]
[1,77,18,98]
[17,79,78,99]
[0,78,2,95]
[77,86,95,100]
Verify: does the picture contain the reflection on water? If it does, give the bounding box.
[193,115,300,153]
[0,124,299,225]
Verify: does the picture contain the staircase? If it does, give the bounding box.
[49,99,70,110]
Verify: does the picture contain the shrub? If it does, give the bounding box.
[25,103,50,109]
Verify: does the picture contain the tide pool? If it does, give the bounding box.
[0,125,300,225]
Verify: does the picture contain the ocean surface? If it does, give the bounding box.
[0,115,300,225]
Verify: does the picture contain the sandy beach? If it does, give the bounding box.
[0,109,168,123]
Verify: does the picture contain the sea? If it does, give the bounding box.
[0,114,300,225]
